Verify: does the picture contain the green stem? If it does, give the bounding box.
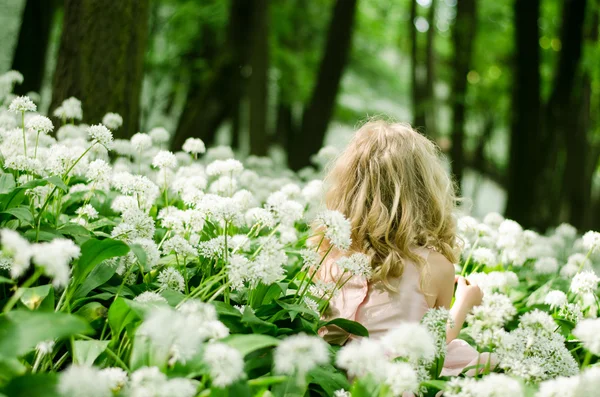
[21,112,27,156]
[460,237,479,276]
[34,131,40,159]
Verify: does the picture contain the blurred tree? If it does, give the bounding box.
[50,0,149,139]
[288,0,359,170]
[449,0,477,191]
[171,0,253,150]
[249,0,270,156]
[11,0,56,96]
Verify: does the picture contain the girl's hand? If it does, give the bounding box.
[454,275,483,309]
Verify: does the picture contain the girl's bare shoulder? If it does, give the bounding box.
[426,250,456,286]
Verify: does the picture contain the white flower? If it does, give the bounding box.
[520,310,557,335]
[483,212,505,228]
[203,343,245,387]
[182,138,206,154]
[573,318,600,355]
[86,159,112,184]
[245,207,276,228]
[76,204,98,219]
[0,228,33,278]
[205,145,234,161]
[311,145,338,168]
[302,180,324,203]
[152,150,177,169]
[555,223,577,240]
[2,70,23,84]
[314,210,352,250]
[129,367,197,397]
[266,192,304,225]
[582,231,600,253]
[558,303,583,324]
[134,291,167,304]
[101,367,128,392]
[534,257,559,275]
[536,375,580,397]
[570,270,600,295]
[336,338,387,380]
[333,390,350,397]
[157,267,185,292]
[35,340,55,356]
[58,365,113,397]
[206,159,244,176]
[545,290,568,309]
[26,115,53,134]
[32,238,81,287]
[381,323,435,363]
[162,235,196,257]
[9,96,36,113]
[471,247,497,266]
[274,333,329,377]
[130,132,153,151]
[53,97,82,120]
[149,127,170,143]
[336,253,371,278]
[101,113,123,130]
[88,124,113,146]
[383,362,419,396]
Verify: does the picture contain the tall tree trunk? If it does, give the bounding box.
[540,0,587,228]
[410,0,426,131]
[11,0,55,96]
[171,0,254,151]
[505,0,542,227]
[424,0,437,138]
[563,3,596,229]
[50,0,149,139]
[288,0,358,171]
[449,0,477,191]
[248,0,269,156]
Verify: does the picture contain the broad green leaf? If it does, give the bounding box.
[241,307,278,334]
[0,174,15,194]
[57,223,91,244]
[421,380,447,391]
[73,238,129,284]
[1,206,34,225]
[74,259,118,298]
[19,284,54,311]
[86,218,116,230]
[72,340,110,365]
[0,357,26,381]
[108,297,139,337]
[275,299,319,321]
[307,365,350,395]
[159,289,185,306]
[3,373,60,397]
[211,301,243,317]
[0,276,15,284]
[46,176,68,192]
[23,227,62,242]
[222,334,280,357]
[129,242,148,270]
[321,318,369,337]
[0,311,91,357]
[75,302,107,323]
[0,188,26,211]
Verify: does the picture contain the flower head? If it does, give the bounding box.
[88,124,113,146]
[26,115,53,134]
[102,113,123,130]
[274,333,329,377]
[203,343,245,387]
[152,150,177,169]
[182,137,206,154]
[9,96,36,113]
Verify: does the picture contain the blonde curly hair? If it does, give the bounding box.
[322,119,459,289]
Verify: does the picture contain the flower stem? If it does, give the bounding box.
[3,268,43,313]
[21,111,27,156]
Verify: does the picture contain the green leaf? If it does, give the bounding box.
[3,373,60,397]
[108,297,139,337]
[0,276,15,285]
[86,218,116,231]
[0,174,16,194]
[221,334,280,357]
[129,242,148,270]
[73,259,118,299]
[72,340,110,365]
[211,301,243,317]
[75,302,107,323]
[421,380,447,391]
[1,207,34,225]
[241,307,278,334]
[321,318,369,337]
[23,228,62,242]
[73,238,129,284]
[0,188,26,211]
[57,223,91,244]
[307,365,350,395]
[275,299,319,321]
[19,284,54,311]
[0,311,91,358]
[45,176,68,193]
[0,357,27,381]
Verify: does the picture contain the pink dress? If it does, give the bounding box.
[318,246,494,377]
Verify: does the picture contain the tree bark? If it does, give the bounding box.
[424,0,437,138]
[505,0,542,227]
[410,0,426,131]
[248,0,269,156]
[449,0,477,191]
[11,0,55,96]
[171,0,254,151]
[288,0,358,171]
[50,0,149,139]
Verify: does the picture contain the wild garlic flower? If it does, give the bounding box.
[381,323,436,363]
[88,124,113,147]
[314,210,352,251]
[0,228,33,278]
[9,96,36,113]
[58,365,114,397]
[582,231,600,253]
[573,318,600,356]
[570,270,600,295]
[152,150,177,169]
[101,113,123,130]
[266,192,304,225]
[26,115,53,134]
[182,137,206,154]
[157,267,185,292]
[86,159,112,184]
[471,247,497,267]
[129,367,197,397]
[336,338,387,380]
[203,343,245,387]
[148,127,170,144]
[162,235,196,257]
[206,158,243,176]
[134,291,167,304]
[383,362,419,396]
[544,290,568,309]
[32,238,81,287]
[335,253,371,278]
[534,257,559,275]
[274,333,329,377]
[245,207,276,228]
[53,97,82,120]
[445,374,523,397]
[130,132,153,152]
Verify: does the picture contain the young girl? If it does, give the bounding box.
[317,120,491,376]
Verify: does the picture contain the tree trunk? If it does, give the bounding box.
[171,0,254,151]
[424,0,437,138]
[505,0,542,227]
[288,0,358,171]
[563,2,596,229]
[50,0,149,139]
[410,0,426,131]
[248,0,269,156]
[540,0,587,228]
[11,0,55,96]
[449,0,477,191]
